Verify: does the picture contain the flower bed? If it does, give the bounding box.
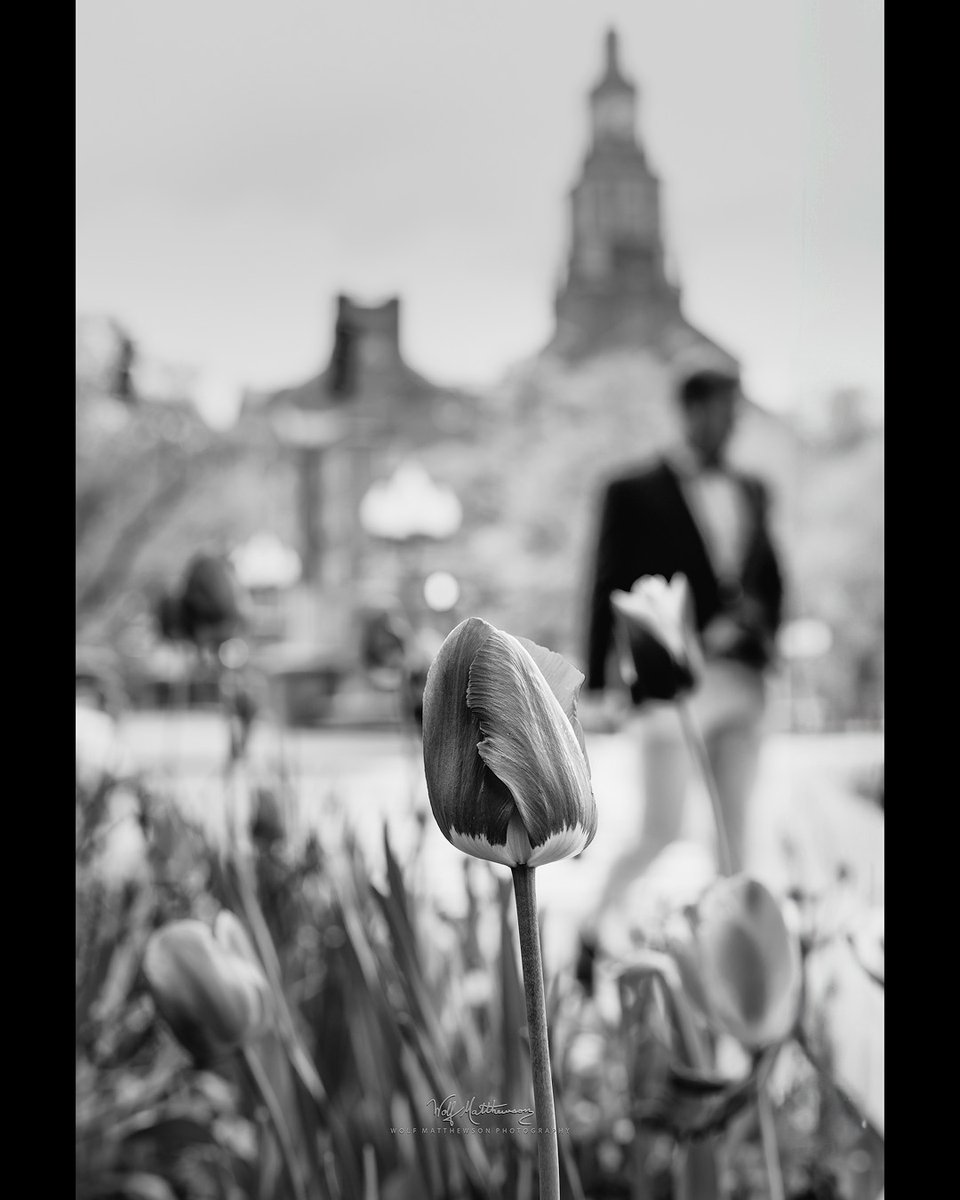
[76,753,883,1200]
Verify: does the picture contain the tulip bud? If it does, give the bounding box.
[422,617,597,867]
[692,875,802,1049]
[610,574,702,704]
[250,786,285,847]
[143,917,272,1067]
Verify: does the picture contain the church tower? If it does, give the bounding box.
[547,29,737,371]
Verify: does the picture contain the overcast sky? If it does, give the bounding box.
[76,1,883,424]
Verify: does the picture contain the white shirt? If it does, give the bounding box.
[667,445,751,586]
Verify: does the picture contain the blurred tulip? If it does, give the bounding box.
[618,956,780,1140]
[143,917,271,1067]
[250,787,286,847]
[360,607,407,690]
[660,908,712,1023]
[610,574,702,703]
[402,626,444,728]
[422,617,596,867]
[692,875,803,1050]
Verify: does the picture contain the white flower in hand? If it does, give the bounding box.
[610,574,703,703]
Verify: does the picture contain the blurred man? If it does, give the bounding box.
[578,367,785,962]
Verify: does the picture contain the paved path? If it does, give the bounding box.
[115,711,883,912]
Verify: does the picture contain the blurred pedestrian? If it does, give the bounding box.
[578,367,785,965]
[178,553,247,655]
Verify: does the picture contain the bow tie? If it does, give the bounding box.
[669,444,728,478]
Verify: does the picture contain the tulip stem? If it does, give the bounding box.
[757,1085,786,1200]
[512,864,561,1200]
[677,701,734,877]
[240,1044,311,1200]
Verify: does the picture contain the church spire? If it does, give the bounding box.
[601,28,626,87]
[545,26,740,370]
[590,26,636,145]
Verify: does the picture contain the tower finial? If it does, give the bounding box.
[606,27,619,70]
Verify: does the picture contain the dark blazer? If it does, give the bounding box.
[585,455,784,694]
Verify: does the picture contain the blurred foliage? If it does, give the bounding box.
[76,318,298,651]
[77,736,883,1199]
[790,433,884,727]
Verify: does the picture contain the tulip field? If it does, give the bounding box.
[76,696,883,1200]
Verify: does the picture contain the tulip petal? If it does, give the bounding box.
[143,920,271,1066]
[613,580,686,664]
[695,876,802,1049]
[466,628,596,864]
[214,911,272,1033]
[144,924,248,1061]
[514,634,591,771]
[214,909,259,966]
[422,618,518,854]
[611,573,700,701]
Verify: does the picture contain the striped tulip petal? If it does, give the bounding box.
[422,619,518,864]
[422,618,596,867]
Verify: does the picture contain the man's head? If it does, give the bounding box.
[676,368,741,466]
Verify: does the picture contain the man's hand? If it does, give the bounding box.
[701,614,744,656]
[578,690,626,733]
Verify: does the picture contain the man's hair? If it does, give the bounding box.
[677,368,741,409]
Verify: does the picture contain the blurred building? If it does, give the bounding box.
[238,295,478,715]
[545,29,738,373]
[249,295,475,587]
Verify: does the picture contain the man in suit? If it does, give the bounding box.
[579,367,785,947]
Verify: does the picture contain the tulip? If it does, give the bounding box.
[691,875,802,1050]
[249,786,286,848]
[143,917,271,1067]
[146,915,312,1200]
[619,954,780,1140]
[422,616,597,1200]
[610,573,702,703]
[612,574,738,872]
[421,616,597,867]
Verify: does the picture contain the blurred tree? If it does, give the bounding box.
[791,430,884,726]
[76,319,294,647]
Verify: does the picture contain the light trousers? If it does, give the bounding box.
[591,660,767,924]
[635,659,766,872]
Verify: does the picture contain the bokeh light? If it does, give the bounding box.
[219,637,249,670]
[423,571,460,612]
